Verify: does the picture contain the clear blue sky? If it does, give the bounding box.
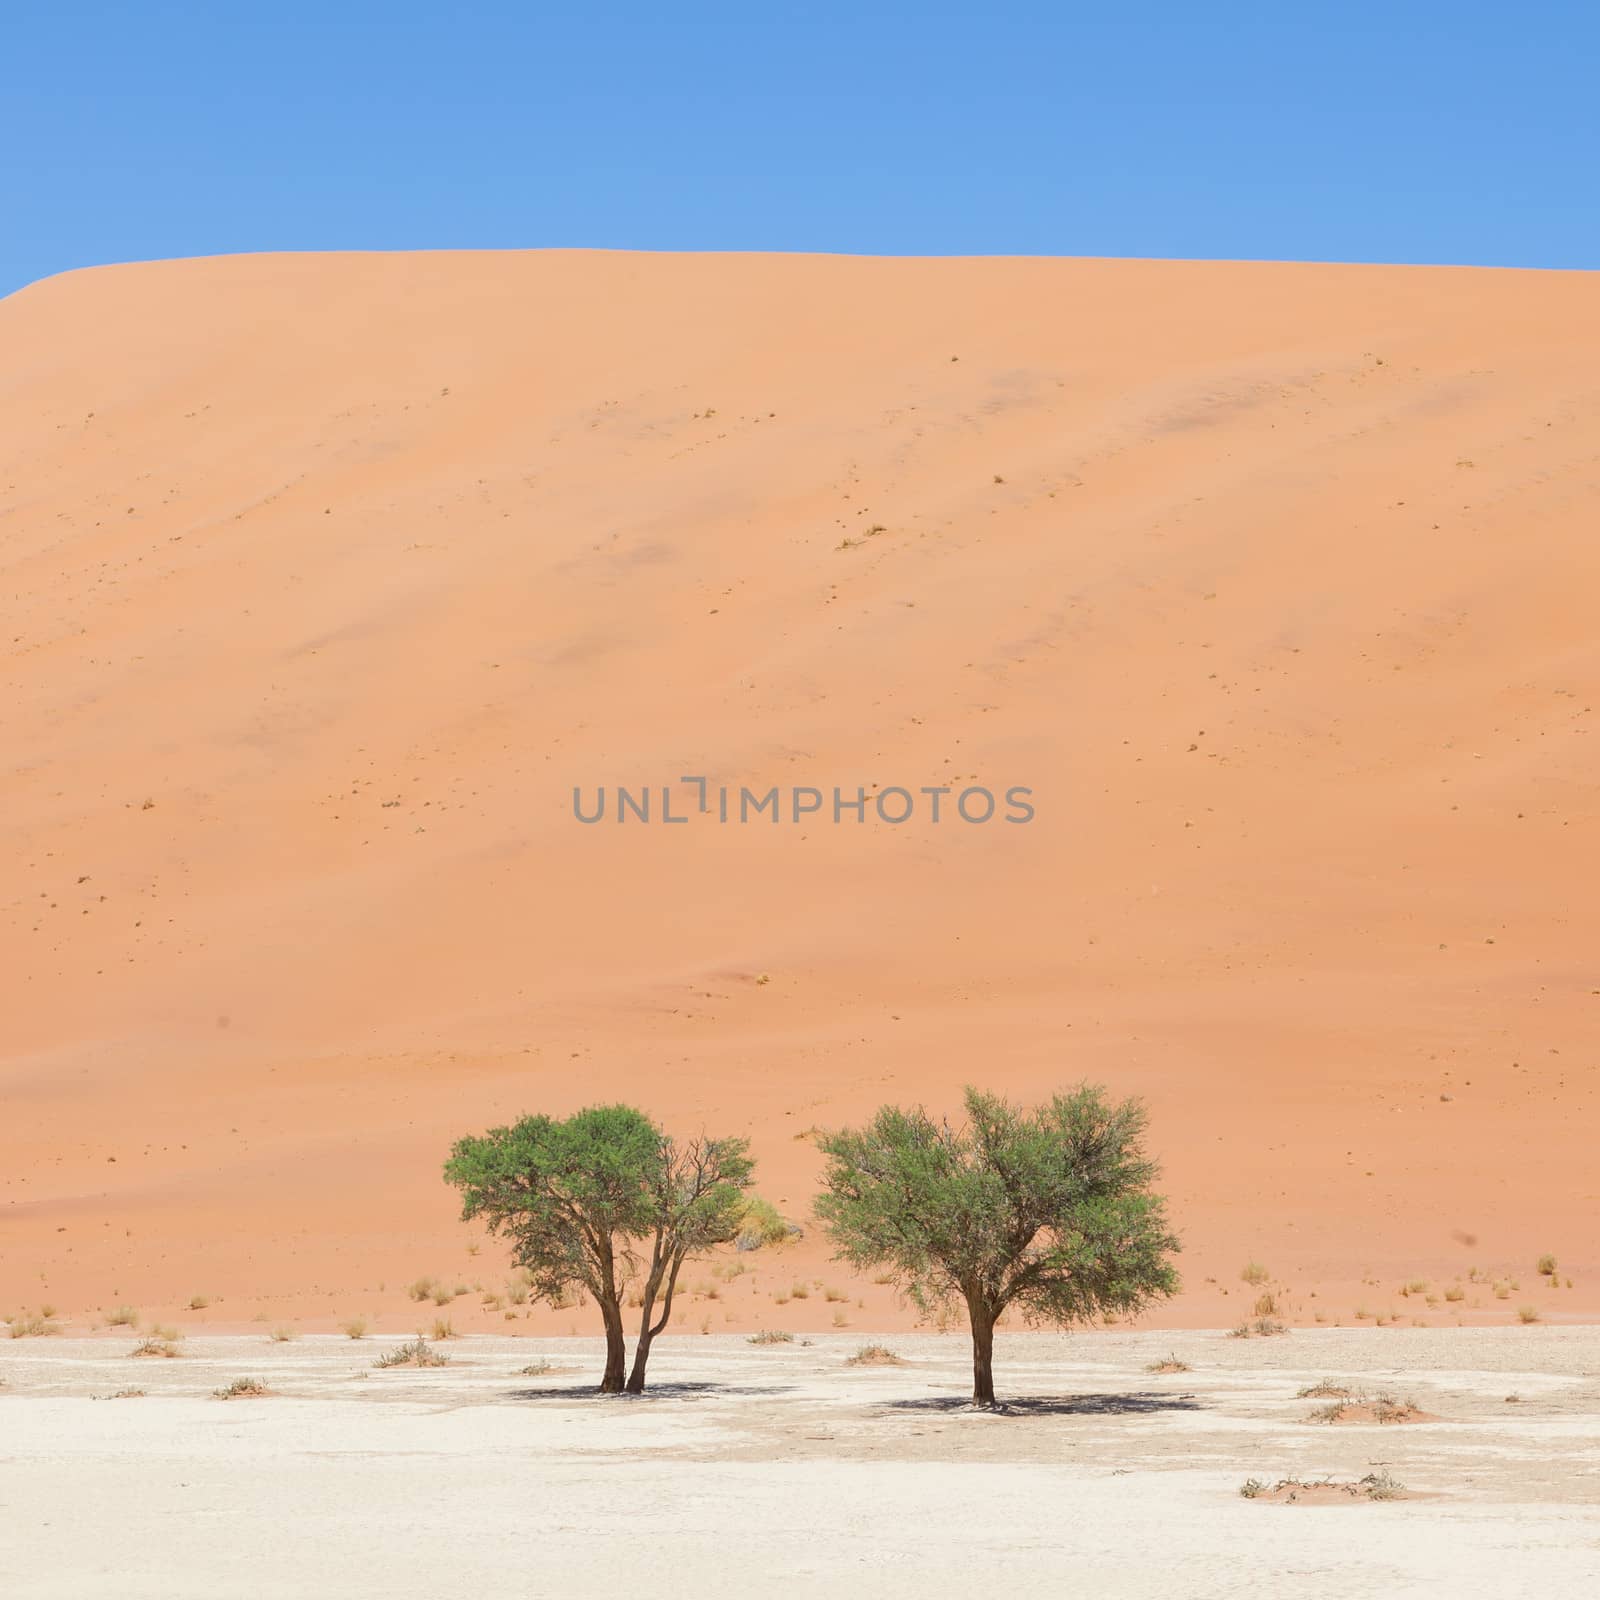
[4,3,1596,298]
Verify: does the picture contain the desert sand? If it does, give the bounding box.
[1,251,1598,1337]
[4,1328,1598,1596]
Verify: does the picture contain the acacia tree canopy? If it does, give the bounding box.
[443,1104,755,1394]
[815,1084,1180,1405]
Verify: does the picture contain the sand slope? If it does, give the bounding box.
[1,251,1597,1331]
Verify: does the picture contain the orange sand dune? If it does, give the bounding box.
[2,251,1597,1338]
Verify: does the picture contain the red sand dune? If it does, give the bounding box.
[2,251,1596,1336]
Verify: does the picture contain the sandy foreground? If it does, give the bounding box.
[2,250,1598,1331]
[2,1327,1597,1597]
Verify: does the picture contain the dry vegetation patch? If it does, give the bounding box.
[373,1337,448,1370]
[1306,1389,1438,1425]
[1241,1471,1406,1504]
[845,1344,906,1367]
[213,1377,272,1400]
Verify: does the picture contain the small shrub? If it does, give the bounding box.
[845,1344,904,1366]
[406,1277,437,1303]
[188,1294,211,1311]
[736,1197,795,1252]
[108,1388,145,1399]
[214,1377,271,1400]
[268,1326,297,1342]
[105,1307,139,1327]
[517,1360,553,1376]
[1443,1284,1465,1302]
[1147,1354,1190,1374]
[1240,1262,1270,1286]
[130,1337,181,1358]
[149,1324,181,1343]
[341,1317,369,1340]
[1254,1291,1279,1317]
[747,1330,795,1345]
[823,1287,848,1303]
[1517,1305,1540,1324]
[1239,1478,1266,1499]
[374,1337,447,1369]
[1362,1470,1406,1501]
[1297,1380,1351,1399]
[789,1282,810,1301]
[429,1317,457,1340]
[1537,1254,1557,1277]
[6,1313,62,1339]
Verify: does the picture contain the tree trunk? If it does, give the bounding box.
[598,1295,627,1393]
[625,1252,683,1394]
[625,1331,654,1394]
[967,1298,997,1407]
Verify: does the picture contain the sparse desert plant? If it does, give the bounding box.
[1232,1317,1287,1339]
[517,1359,554,1376]
[1537,1253,1557,1277]
[373,1337,447,1369]
[1254,1291,1279,1317]
[108,1388,146,1399]
[1148,1353,1191,1374]
[430,1286,455,1306]
[747,1330,794,1345]
[39,1304,58,1319]
[149,1324,181,1343]
[1444,1284,1465,1302]
[213,1377,271,1400]
[735,1196,794,1252]
[831,1310,848,1327]
[6,1312,63,1339]
[268,1325,297,1342]
[105,1306,139,1327]
[1517,1305,1540,1324]
[1297,1380,1351,1399]
[1362,1470,1406,1500]
[188,1294,211,1311]
[429,1317,457,1340]
[341,1317,369,1340]
[1239,1477,1267,1499]
[1240,1262,1270,1287]
[823,1287,848,1303]
[789,1282,810,1300]
[846,1344,905,1366]
[405,1276,437,1303]
[816,1085,1179,1407]
[130,1336,181,1358]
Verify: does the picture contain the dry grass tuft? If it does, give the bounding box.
[374,1337,448,1369]
[213,1377,272,1400]
[845,1344,905,1367]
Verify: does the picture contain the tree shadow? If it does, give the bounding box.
[507,1380,798,1402]
[882,1390,1205,1418]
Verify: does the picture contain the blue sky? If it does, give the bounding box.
[4,3,1596,298]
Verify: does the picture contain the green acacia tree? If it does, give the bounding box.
[815,1085,1180,1406]
[443,1104,755,1394]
